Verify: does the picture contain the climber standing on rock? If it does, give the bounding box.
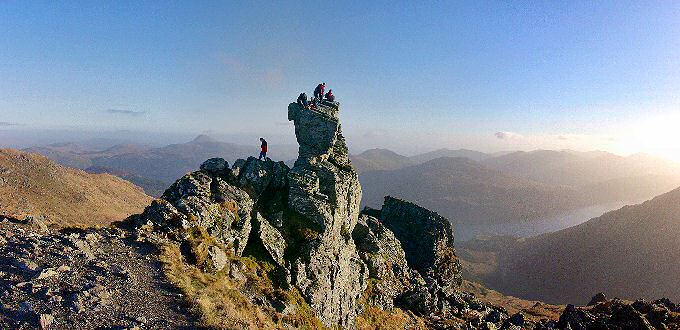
[314,82,325,101]
[259,138,268,160]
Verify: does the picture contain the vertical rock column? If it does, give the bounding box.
[287,102,367,328]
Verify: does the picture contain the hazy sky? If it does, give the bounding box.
[2,1,680,157]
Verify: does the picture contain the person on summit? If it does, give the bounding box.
[324,89,335,102]
[313,82,326,101]
[297,92,309,108]
[258,137,268,160]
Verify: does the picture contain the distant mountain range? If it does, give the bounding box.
[26,139,680,241]
[0,149,151,227]
[349,148,505,173]
[461,186,680,305]
[24,135,298,196]
[358,149,680,240]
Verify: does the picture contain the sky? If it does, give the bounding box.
[1,1,680,158]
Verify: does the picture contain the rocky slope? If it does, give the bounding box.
[0,217,198,329]
[0,149,152,228]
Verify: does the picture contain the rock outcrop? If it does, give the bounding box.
[125,100,520,328]
[286,102,366,328]
[356,197,505,324]
[380,196,463,295]
[555,295,680,330]
[352,214,420,309]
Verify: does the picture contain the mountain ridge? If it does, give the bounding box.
[0,148,152,227]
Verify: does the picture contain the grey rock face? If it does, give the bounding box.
[207,245,228,271]
[126,100,473,328]
[379,196,463,295]
[232,157,289,200]
[287,102,366,328]
[138,169,255,256]
[352,214,416,309]
[200,157,228,173]
[255,213,286,267]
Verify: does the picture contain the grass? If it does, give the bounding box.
[161,243,276,329]
[356,306,426,330]
[356,277,427,330]
[160,225,326,329]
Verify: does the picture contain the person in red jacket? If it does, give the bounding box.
[259,138,268,160]
[325,89,335,102]
[314,82,326,101]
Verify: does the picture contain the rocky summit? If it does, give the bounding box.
[3,99,680,329]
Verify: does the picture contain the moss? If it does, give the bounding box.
[282,288,327,330]
[280,209,323,262]
[340,223,350,239]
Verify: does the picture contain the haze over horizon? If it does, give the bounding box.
[2,2,680,159]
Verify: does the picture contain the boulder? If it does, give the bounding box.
[587,292,607,306]
[207,246,228,272]
[379,196,462,295]
[200,157,229,173]
[557,304,599,329]
[231,157,289,200]
[609,303,655,329]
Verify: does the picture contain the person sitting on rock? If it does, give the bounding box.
[324,89,335,102]
[297,92,309,108]
[310,97,318,110]
[314,82,325,101]
[259,138,268,160]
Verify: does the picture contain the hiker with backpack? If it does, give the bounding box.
[314,82,326,101]
[259,138,268,160]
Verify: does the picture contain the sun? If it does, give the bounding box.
[617,113,680,162]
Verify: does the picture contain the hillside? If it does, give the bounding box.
[483,187,680,304]
[23,142,151,169]
[350,148,415,173]
[361,150,680,240]
[351,148,495,173]
[410,148,493,163]
[0,149,152,227]
[85,166,168,197]
[482,150,680,188]
[360,157,584,240]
